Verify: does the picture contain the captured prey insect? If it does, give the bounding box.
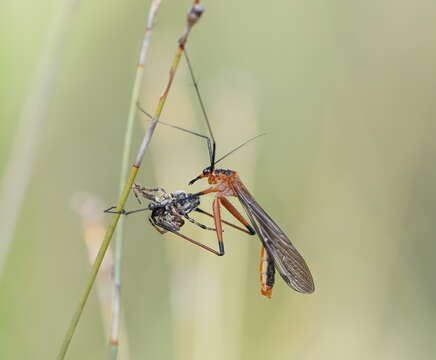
[138,49,315,297]
[105,184,254,256]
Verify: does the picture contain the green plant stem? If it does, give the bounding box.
[111,2,163,359]
[57,2,204,359]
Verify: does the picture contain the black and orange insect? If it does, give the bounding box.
[135,50,315,297]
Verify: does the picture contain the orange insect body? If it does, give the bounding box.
[191,167,315,295]
[195,169,239,197]
[208,173,237,196]
[259,246,273,298]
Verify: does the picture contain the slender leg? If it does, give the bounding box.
[104,206,125,214]
[184,214,216,231]
[195,208,253,235]
[149,219,167,235]
[212,197,225,256]
[132,184,143,204]
[149,216,224,256]
[193,187,219,197]
[219,197,256,235]
[132,183,165,193]
[104,205,151,216]
[169,230,225,256]
[132,184,164,203]
[259,246,275,298]
[136,102,153,119]
[124,207,151,216]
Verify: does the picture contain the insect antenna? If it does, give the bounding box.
[184,48,216,170]
[215,133,267,165]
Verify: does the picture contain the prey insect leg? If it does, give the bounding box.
[133,186,166,193]
[104,206,151,215]
[183,214,216,231]
[104,206,126,214]
[160,227,226,256]
[124,207,152,216]
[132,184,165,204]
[149,219,167,235]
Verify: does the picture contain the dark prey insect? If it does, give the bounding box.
[137,49,314,296]
[105,184,254,256]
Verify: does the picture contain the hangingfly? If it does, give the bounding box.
[189,167,314,294]
[135,49,315,296]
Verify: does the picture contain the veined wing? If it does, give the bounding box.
[232,180,315,293]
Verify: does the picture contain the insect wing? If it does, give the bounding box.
[233,181,315,293]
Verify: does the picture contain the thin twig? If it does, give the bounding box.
[71,194,113,332]
[0,0,79,276]
[56,2,204,359]
[71,193,132,360]
[111,1,163,359]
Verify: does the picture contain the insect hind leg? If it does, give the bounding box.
[132,184,166,204]
[184,214,216,231]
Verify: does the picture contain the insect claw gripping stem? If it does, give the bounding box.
[104,206,126,215]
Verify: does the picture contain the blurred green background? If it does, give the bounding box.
[1,0,436,359]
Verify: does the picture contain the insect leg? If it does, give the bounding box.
[148,212,224,256]
[158,227,225,256]
[195,208,253,235]
[149,219,167,235]
[104,206,126,214]
[132,184,165,203]
[104,205,152,216]
[219,197,256,235]
[137,101,215,165]
[137,187,166,193]
[212,197,225,256]
[193,188,219,196]
[184,214,216,231]
[171,230,225,256]
[124,207,151,216]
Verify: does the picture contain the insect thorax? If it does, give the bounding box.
[171,191,200,215]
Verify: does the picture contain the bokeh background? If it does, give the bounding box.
[1,0,436,359]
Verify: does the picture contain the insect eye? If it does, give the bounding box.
[224,170,232,176]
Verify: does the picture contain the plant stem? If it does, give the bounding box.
[56,2,204,359]
[111,1,163,359]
